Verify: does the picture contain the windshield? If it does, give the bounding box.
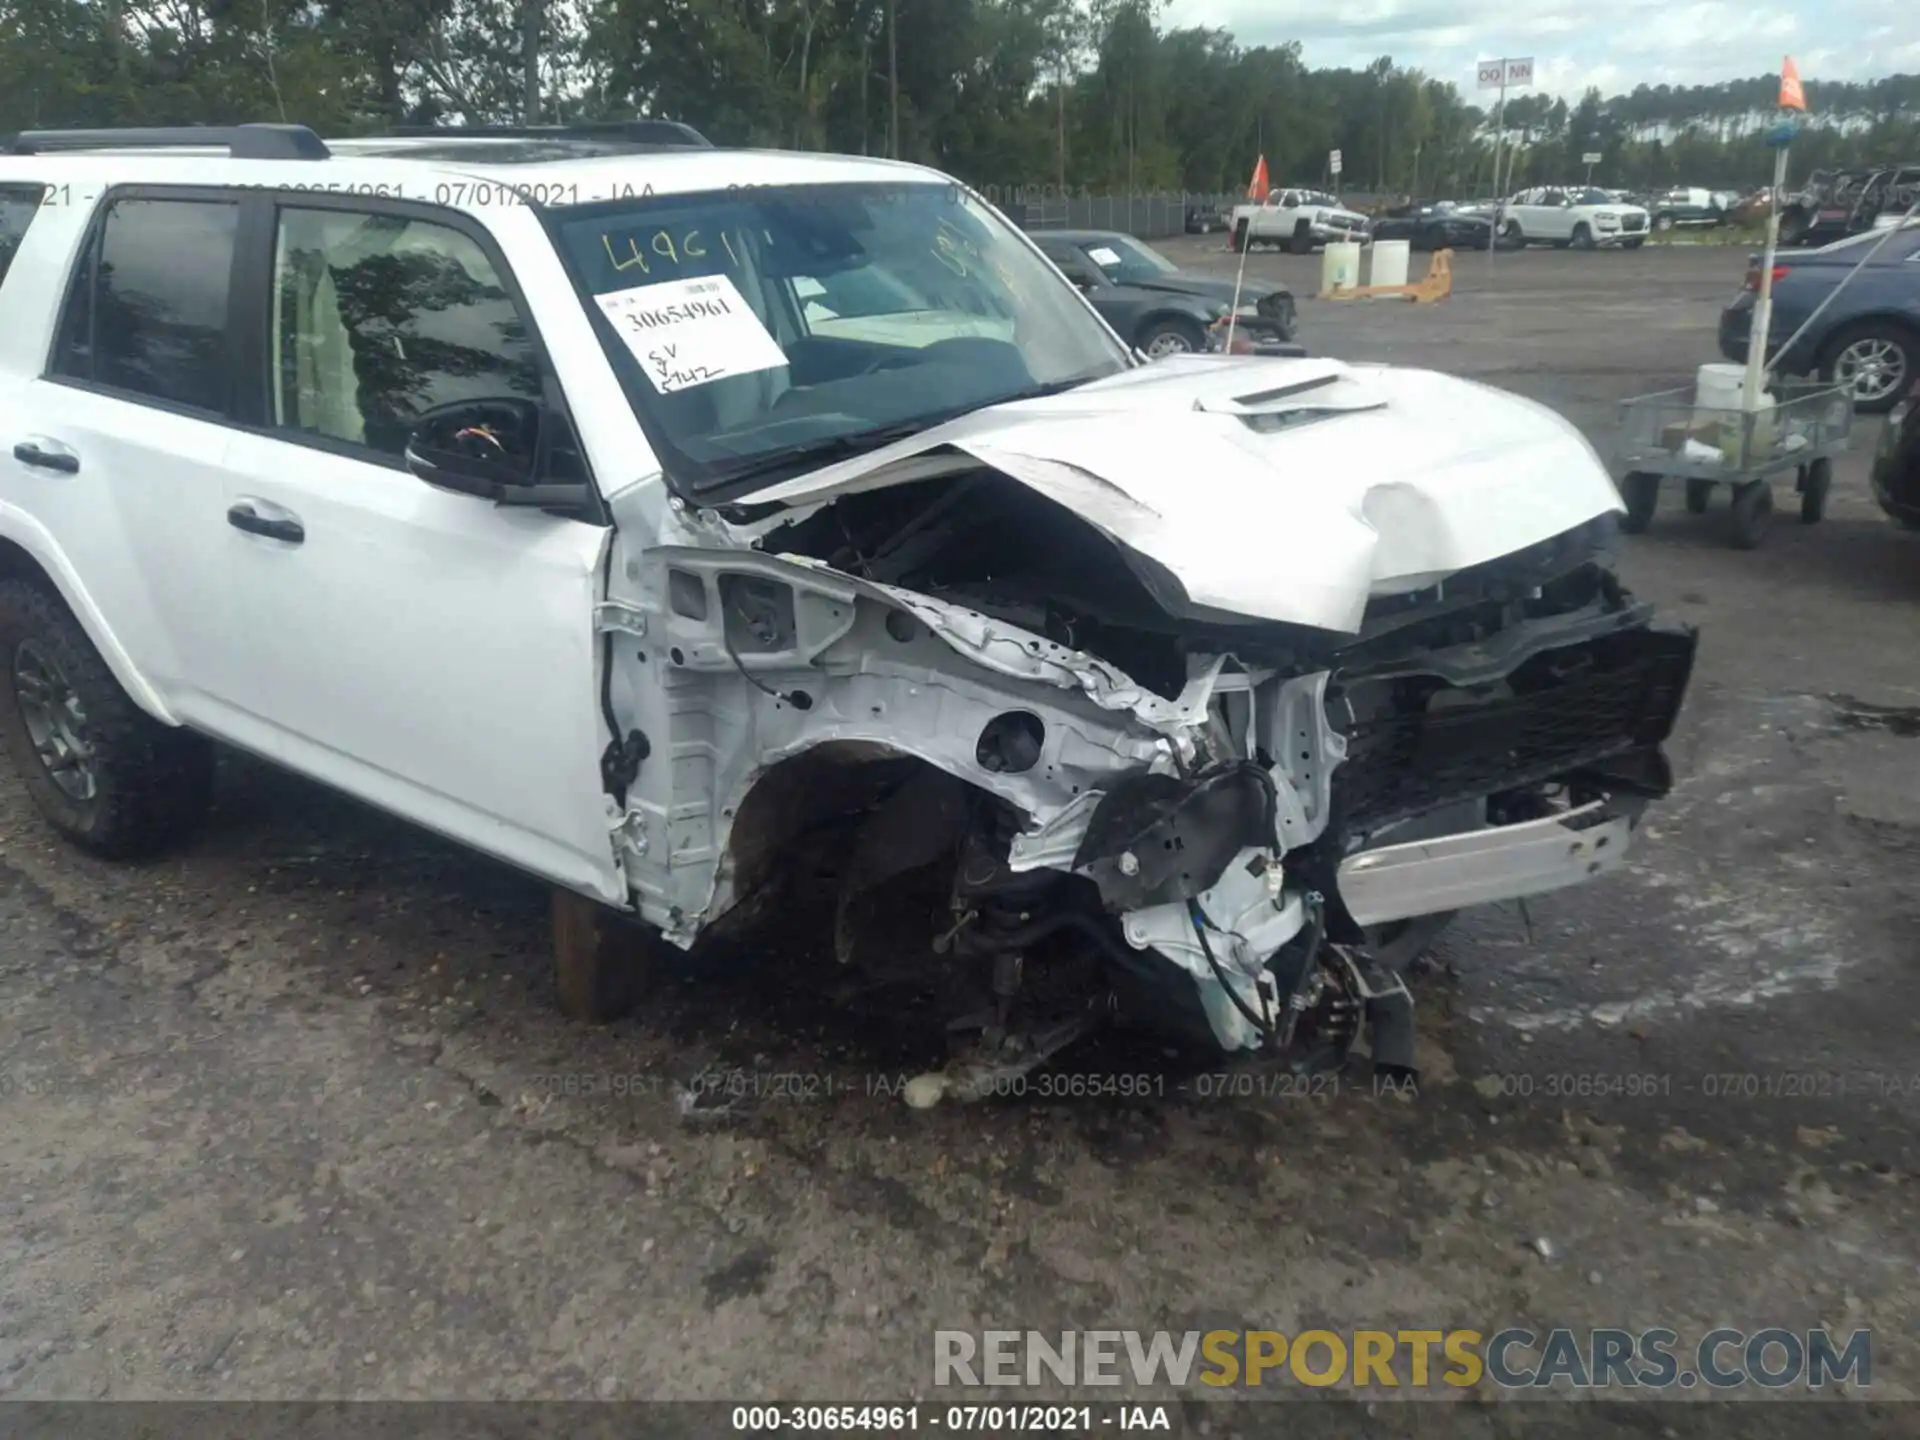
[550,181,1132,495]
[1082,235,1179,284]
[1571,188,1613,205]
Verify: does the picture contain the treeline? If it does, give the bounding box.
[3,0,1917,197]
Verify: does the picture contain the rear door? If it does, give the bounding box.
[6,188,245,723]
[212,194,623,902]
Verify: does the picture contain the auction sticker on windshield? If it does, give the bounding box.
[594,274,789,394]
[1087,246,1122,266]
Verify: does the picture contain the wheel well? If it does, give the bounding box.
[719,742,988,922]
[1136,310,1204,343]
[1819,313,1919,359]
[0,537,60,595]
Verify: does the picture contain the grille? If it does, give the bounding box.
[1329,625,1696,836]
[1621,213,1647,232]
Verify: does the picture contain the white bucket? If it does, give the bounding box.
[1321,241,1362,293]
[1695,362,1750,412]
[1369,239,1411,288]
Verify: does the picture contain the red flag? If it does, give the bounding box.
[1247,154,1270,200]
[1779,56,1806,111]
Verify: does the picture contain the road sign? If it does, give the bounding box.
[1478,57,1533,88]
[1582,151,1602,165]
[1329,149,1342,176]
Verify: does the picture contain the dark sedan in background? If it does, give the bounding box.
[1031,229,1297,357]
[1719,222,1920,414]
[1368,200,1503,251]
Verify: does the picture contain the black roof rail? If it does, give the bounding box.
[9,123,330,160]
[382,121,712,150]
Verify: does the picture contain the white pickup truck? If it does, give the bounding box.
[1230,188,1371,254]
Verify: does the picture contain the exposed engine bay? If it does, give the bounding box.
[599,358,1698,1102]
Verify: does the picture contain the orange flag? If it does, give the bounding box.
[1779,56,1806,111]
[1247,154,1270,200]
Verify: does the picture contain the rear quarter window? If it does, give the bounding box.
[0,184,49,291]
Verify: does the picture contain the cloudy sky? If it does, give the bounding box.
[1159,0,1918,101]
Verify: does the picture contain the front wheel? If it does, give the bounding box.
[1652,213,1676,233]
[1289,221,1315,255]
[1820,319,1914,415]
[0,580,214,858]
[1500,219,1524,247]
[1571,223,1596,250]
[1138,316,1206,359]
[1730,479,1774,549]
[1619,471,1661,533]
[1799,457,1833,524]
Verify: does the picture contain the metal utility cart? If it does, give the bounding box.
[1612,377,1854,548]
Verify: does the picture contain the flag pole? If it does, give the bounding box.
[1225,155,1264,353]
[1744,58,1805,412]
[1742,141,1791,412]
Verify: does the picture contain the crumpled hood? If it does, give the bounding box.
[744,355,1624,634]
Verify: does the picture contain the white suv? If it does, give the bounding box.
[0,124,1696,1098]
[1497,186,1651,249]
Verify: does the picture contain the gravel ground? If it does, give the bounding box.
[3,243,1918,1420]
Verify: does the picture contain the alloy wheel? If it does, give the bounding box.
[1146,331,1194,358]
[12,639,99,804]
[1835,337,1908,406]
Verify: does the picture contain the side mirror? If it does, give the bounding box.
[403,398,591,511]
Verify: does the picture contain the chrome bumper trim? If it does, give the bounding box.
[1336,799,1634,926]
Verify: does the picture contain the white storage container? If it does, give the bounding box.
[1368,239,1411,288]
[1321,241,1362,293]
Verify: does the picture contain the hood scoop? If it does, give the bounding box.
[1192,370,1390,433]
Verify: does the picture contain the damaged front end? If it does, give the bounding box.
[598,363,1697,1099]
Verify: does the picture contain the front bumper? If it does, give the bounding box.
[1339,796,1638,925]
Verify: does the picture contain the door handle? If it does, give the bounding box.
[227,502,305,545]
[13,441,79,475]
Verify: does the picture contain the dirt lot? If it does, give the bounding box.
[4,243,1919,1418]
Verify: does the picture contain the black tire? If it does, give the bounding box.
[1778,209,1811,247]
[1500,218,1524,247]
[1231,217,1250,254]
[1799,457,1833,524]
[0,580,213,859]
[1289,220,1315,255]
[1729,479,1774,549]
[1138,315,1206,359]
[1685,478,1714,513]
[1818,318,1915,416]
[1652,213,1676,233]
[1571,223,1596,251]
[1619,471,1661,533]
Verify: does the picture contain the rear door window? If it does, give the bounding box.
[53,196,240,414]
[0,184,48,291]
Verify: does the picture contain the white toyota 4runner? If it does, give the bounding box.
[0,123,1696,1098]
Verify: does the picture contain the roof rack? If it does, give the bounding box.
[9,123,330,160]
[381,121,712,150]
